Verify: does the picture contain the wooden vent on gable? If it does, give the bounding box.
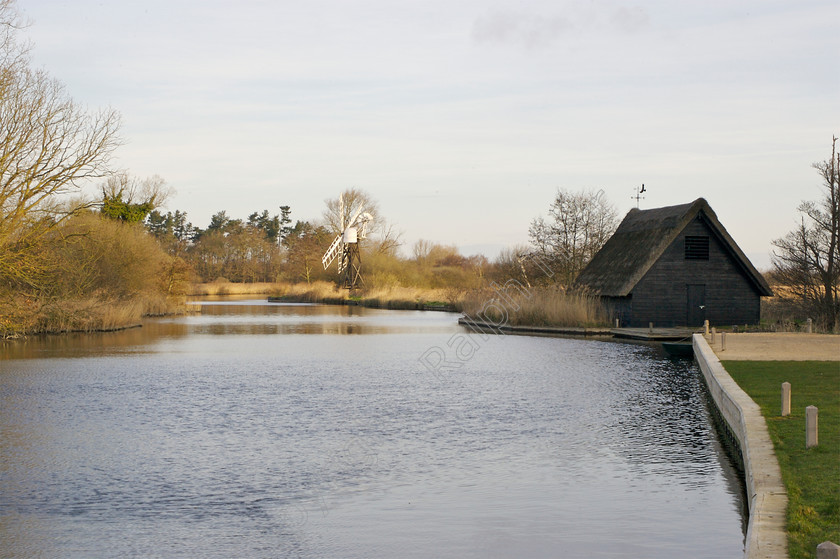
[685,236,710,260]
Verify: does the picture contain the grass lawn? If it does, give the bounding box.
[722,360,840,559]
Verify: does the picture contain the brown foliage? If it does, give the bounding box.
[1,213,189,336]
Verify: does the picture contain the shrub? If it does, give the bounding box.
[1,212,189,336]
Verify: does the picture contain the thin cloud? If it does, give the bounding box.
[471,5,650,48]
[472,11,574,48]
[610,6,649,33]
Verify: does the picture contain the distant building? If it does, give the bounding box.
[575,198,772,327]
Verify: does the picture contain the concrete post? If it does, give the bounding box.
[711,327,716,345]
[781,382,791,417]
[648,322,653,333]
[817,541,840,559]
[615,318,619,328]
[806,406,819,448]
[807,318,813,333]
[704,320,709,335]
[721,332,726,351]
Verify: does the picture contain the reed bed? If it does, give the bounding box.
[264,281,462,310]
[9,298,144,336]
[1,293,188,338]
[188,280,283,297]
[461,286,610,328]
[356,286,461,310]
[269,281,349,304]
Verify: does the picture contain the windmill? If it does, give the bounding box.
[321,194,374,289]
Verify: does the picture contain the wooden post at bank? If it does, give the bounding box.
[710,327,716,345]
[806,406,819,448]
[781,382,791,417]
[721,332,726,351]
[807,318,813,333]
[704,320,709,336]
[817,541,840,559]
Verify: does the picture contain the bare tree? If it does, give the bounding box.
[529,188,618,286]
[322,187,382,234]
[0,0,29,83]
[412,239,434,264]
[369,222,403,255]
[772,136,840,331]
[0,0,121,286]
[0,71,121,230]
[322,187,401,254]
[101,172,170,209]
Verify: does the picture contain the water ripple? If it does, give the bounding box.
[0,306,745,558]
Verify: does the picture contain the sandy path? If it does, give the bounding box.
[708,332,840,361]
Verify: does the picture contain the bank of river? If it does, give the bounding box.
[1,301,745,558]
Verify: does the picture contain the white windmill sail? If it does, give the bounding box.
[354,212,373,238]
[322,234,343,270]
[322,194,347,270]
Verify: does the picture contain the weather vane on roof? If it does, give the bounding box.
[632,183,646,208]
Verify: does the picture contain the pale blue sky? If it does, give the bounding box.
[22,0,840,268]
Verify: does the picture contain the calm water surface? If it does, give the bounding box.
[1,300,745,558]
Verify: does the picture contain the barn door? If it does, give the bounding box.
[686,284,706,326]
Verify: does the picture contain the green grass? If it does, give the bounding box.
[722,360,840,559]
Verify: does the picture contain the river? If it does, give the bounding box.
[0,299,745,558]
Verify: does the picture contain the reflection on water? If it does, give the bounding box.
[0,301,459,360]
[0,300,745,558]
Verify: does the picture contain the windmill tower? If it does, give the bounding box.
[322,194,373,289]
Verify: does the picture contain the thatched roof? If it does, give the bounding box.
[575,198,773,297]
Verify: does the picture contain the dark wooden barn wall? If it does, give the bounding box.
[625,217,761,327]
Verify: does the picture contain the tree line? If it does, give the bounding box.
[139,191,488,288]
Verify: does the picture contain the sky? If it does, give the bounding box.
[20,0,840,268]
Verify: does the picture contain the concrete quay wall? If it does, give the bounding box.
[693,334,788,559]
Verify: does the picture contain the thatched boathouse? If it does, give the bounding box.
[575,198,772,327]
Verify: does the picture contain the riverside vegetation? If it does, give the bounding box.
[0,213,189,337]
[1,201,612,338]
[2,175,833,338]
[2,189,831,338]
[0,0,183,338]
[3,198,828,338]
[188,278,609,325]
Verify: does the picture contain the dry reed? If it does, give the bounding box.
[0,292,189,338]
[190,280,464,310]
[188,280,283,296]
[461,286,609,328]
